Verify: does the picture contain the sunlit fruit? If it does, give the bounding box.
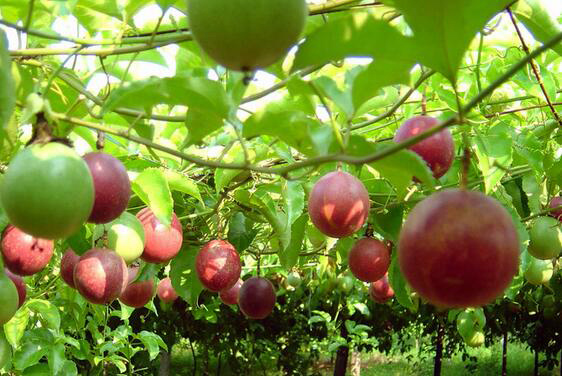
[137,208,183,263]
[157,277,179,304]
[196,240,241,292]
[528,217,561,260]
[1,225,54,276]
[464,330,485,348]
[308,171,370,238]
[60,249,80,288]
[238,277,276,319]
[286,271,302,288]
[369,274,394,303]
[187,0,308,71]
[219,279,243,305]
[348,238,390,282]
[0,272,18,324]
[393,116,455,178]
[74,249,128,304]
[524,257,553,285]
[107,212,145,264]
[5,269,26,308]
[398,189,519,308]
[549,196,562,221]
[0,142,94,239]
[83,152,131,224]
[119,266,155,308]
[456,309,486,340]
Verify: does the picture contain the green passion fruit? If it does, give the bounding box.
[0,143,94,239]
[107,212,145,264]
[528,216,562,260]
[187,0,308,71]
[0,272,18,325]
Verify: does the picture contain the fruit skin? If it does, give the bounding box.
[524,257,553,285]
[60,249,80,288]
[219,279,243,305]
[137,208,183,263]
[369,274,394,303]
[0,272,18,324]
[187,0,308,71]
[119,266,155,308]
[398,189,519,308]
[464,330,485,348]
[0,143,94,239]
[308,171,370,238]
[196,240,241,292]
[74,249,128,305]
[348,238,390,282]
[393,116,455,178]
[238,277,276,319]
[286,271,302,288]
[83,152,131,224]
[549,197,562,221]
[107,212,146,264]
[338,275,354,294]
[157,277,179,304]
[1,225,54,276]
[528,217,562,260]
[5,269,26,308]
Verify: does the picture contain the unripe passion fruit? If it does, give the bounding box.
[187,0,308,71]
[528,216,562,260]
[0,143,94,239]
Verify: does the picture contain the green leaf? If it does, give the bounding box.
[213,144,247,193]
[388,252,416,311]
[137,331,166,361]
[387,0,513,81]
[473,122,513,194]
[164,170,203,204]
[312,76,353,119]
[184,107,225,146]
[279,214,307,270]
[4,307,30,348]
[26,300,61,332]
[0,30,15,135]
[170,246,203,306]
[283,181,305,228]
[47,343,66,376]
[132,168,173,227]
[372,206,404,243]
[66,225,92,256]
[14,343,48,371]
[227,212,257,252]
[513,0,562,56]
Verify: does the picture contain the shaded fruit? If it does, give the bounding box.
[5,269,26,308]
[528,216,562,260]
[308,171,370,238]
[74,249,128,304]
[286,271,302,288]
[348,238,390,282]
[0,143,94,239]
[137,208,183,263]
[119,266,155,308]
[1,225,54,276]
[398,189,519,308]
[549,196,562,221]
[524,257,553,285]
[393,116,454,178]
[196,240,241,292]
[219,279,243,305]
[369,274,394,303]
[187,0,308,71]
[60,249,80,288]
[157,277,179,303]
[84,152,131,224]
[0,272,18,324]
[238,277,276,319]
[107,212,145,264]
[338,275,354,293]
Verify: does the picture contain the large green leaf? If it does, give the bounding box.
[26,300,61,333]
[4,306,29,348]
[132,168,173,227]
[387,0,513,81]
[513,0,562,56]
[170,246,203,307]
[279,214,307,270]
[473,122,513,194]
[227,212,258,252]
[164,170,203,204]
[388,252,416,311]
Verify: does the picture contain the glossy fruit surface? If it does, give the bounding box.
[74,249,128,304]
[137,208,183,263]
[524,257,553,285]
[398,189,519,308]
[187,0,308,71]
[369,275,394,303]
[0,143,94,239]
[528,217,562,260]
[84,152,131,224]
[0,273,18,324]
[348,238,390,282]
[157,277,179,303]
[119,266,155,308]
[393,116,454,178]
[238,277,276,319]
[549,196,562,221]
[219,279,243,305]
[5,269,26,308]
[1,225,54,276]
[308,171,370,238]
[196,240,241,292]
[107,212,145,264]
[60,249,80,288]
